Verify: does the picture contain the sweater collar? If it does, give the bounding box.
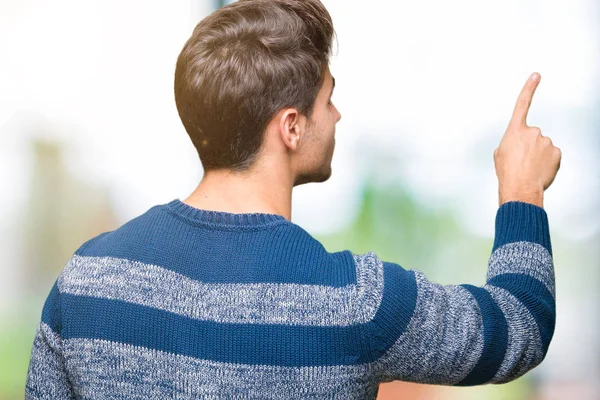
[164,199,288,228]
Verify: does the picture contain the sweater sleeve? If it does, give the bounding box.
[368,201,556,386]
[25,281,75,399]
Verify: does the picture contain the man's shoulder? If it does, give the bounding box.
[73,204,166,258]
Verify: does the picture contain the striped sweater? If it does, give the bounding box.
[26,199,555,399]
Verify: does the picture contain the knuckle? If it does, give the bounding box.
[529,126,542,136]
[555,146,562,157]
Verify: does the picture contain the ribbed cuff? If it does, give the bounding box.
[493,201,552,256]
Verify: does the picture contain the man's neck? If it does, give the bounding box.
[183,169,294,221]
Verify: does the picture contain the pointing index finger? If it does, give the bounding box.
[510,72,541,128]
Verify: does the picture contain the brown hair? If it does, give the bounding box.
[174,0,335,171]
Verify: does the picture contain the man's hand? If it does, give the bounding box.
[494,72,562,208]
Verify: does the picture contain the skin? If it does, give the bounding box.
[183,65,342,220]
[183,69,561,218]
[495,72,562,209]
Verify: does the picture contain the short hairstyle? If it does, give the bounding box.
[174,0,335,171]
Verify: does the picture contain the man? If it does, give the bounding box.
[26,0,561,398]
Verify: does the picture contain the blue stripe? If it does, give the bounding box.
[59,263,418,367]
[41,281,61,334]
[75,207,356,287]
[488,273,555,354]
[367,264,418,358]
[493,201,552,256]
[455,285,508,386]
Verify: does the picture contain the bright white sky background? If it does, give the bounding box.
[0,0,598,238]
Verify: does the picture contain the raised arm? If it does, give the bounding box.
[368,73,561,385]
[368,200,554,385]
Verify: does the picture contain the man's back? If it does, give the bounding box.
[26,199,555,399]
[24,0,562,396]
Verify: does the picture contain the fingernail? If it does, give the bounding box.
[530,73,540,82]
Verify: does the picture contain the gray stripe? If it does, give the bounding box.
[26,323,75,399]
[375,270,484,385]
[63,338,380,400]
[487,242,555,297]
[484,285,545,384]
[58,253,383,326]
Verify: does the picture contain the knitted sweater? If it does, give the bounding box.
[26,199,555,399]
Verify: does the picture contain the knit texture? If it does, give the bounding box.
[26,199,555,399]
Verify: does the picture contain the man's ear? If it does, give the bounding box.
[278,108,304,151]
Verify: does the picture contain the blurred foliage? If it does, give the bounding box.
[0,139,119,399]
[23,140,119,295]
[0,315,37,400]
[316,182,494,285]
